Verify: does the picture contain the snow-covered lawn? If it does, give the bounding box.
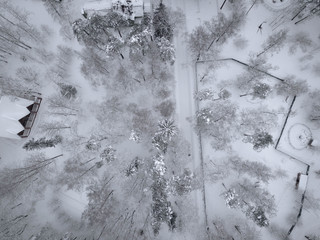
[1,0,320,239]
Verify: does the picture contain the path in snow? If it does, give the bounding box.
[165,0,219,232]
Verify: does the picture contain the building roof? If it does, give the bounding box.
[0,95,33,139]
[82,1,112,14]
[82,0,147,19]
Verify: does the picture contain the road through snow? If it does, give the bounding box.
[165,0,219,232]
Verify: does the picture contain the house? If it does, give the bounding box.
[0,95,42,139]
[82,0,151,24]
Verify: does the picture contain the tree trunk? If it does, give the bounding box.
[99,190,114,211]
[0,14,38,42]
[220,0,228,10]
[117,29,122,38]
[240,93,251,97]
[0,47,12,55]
[76,164,96,180]
[0,34,30,50]
[45,126,71,130]
[50,112,77,116]
[257,39,281,57]
[80,157,96,166]
[215,20,234,43]
[47,0,62,18]
[295,4,320,25]
[246,0,258,15]
[11,203,22,210]
[291,5,306,21]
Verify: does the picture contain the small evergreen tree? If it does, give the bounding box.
[156,37,175,64]
[244,131,273,151]
[126,157,143,177]
[240,82,271,99]
[153,3,173,41]
[100,146,116,163]
[23,136,62,151]
[156,119,177,142]
[151,154,174,235]
[152,135,168,153]
[246,206,269,227]
[58,83,77,99]
[168,169,195,195]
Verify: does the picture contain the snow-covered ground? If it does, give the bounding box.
[1,0,320,239]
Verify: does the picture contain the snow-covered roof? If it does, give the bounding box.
[82,0,147,19]
[0,95,33,139]
[82,1,112,13]
[113,0,143,6]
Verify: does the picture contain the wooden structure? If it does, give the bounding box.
[0,95,42,139]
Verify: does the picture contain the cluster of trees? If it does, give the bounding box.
[0,153,63,200]
[195,100,238,150]
[73,12,129,57]
[194,88,231,101]
[41,0,73,39]
[187,4,246,60]
[223,177,276,227]
[56,141,117,191]
[195,97,279,151]
[73,3,175,64]
[0,1,39,59]
[149,119,198,235]
[210,217,262,240]
[150,120,176,234]
[153,3,175,64]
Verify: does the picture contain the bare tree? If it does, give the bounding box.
[257,29,288,57]
[0,1,42,56]
[82,174,117,226]
[206,9,246,50]
[210,217,262,240]
[195,100,238,150]
[0,153,63,199]
[227,156,274,183]
[57,154,102,191]
[246,0,261,15]
[239,107,278,134]
[187,25,212,60]
[288,32,314,55]
[16,66,39,85]
[223,178,277,227]
[274,77,309,97]
[39,121,72,136]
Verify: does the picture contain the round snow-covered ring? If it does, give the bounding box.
[288,123,312,150]
[262,0,292,11]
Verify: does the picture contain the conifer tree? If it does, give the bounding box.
[23,136,62,151]
[153,3,173,41]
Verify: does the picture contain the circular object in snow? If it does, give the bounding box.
[262,0,291,11]
[288,123,313,150]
